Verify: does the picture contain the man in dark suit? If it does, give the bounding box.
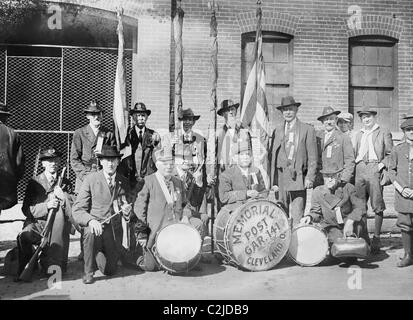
[133,146,204,272]
[269,96,318,226]
[117,102,160,200]
[387,118,413,267]
[70,99,115,261]
[72,145,132,284]
[0,103,25,213]
[315,106,355,186]
[18,147,72,276]
[219,141,266,212]
[353,106,393,253]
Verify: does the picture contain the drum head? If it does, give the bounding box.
[289,225,329,266]
[156,223,201,263]
[225,199,291,271]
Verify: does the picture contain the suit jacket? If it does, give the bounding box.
[133,173,188,248]
[316,129,355,184]
[219,165,266,211]
[70,124,115,193]
[353,126,393,167]
[72,171,130,228]
[117,126,158,192]
[388,142,413,213]
[308,183,365,229]
[21,171,72,227]
[269,119,318,191]
[0,122,25,210]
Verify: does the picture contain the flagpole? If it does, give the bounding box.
[173,0,185,143]
[207,0,219,255]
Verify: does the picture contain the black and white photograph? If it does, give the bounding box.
[0,0,412,306]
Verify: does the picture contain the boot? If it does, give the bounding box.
[371,235,381,254]
[397,232,413,268]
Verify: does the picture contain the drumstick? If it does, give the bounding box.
[100,209,121,225]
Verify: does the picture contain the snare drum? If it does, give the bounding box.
[288,224,329,266]
[213,199,291,271]
[153,223,202,273]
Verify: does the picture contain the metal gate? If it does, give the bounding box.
[0,45,132,201]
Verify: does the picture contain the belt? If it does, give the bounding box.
[357,159,379,164]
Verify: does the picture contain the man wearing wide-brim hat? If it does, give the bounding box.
[269,96,318,226]
[0,103,25,213]
[315,106,355,187]
[72,145,132,284]
[70,99,115,261]
[133,146,205,272]
[387,118,413,267]
[301,164,369,263]
[70,99,115,194]
[18,147,73,277]
[353,106,393,253]
[118,102,160,198]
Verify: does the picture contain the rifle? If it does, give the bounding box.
[18,167,67,282]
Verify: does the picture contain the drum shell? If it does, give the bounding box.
[288,224,329,267]
[214,199,291,271]
[153,223,202,273]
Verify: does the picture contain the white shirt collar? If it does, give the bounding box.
[89,124,100,136]
[183,130,193,138]
[285,118,297,131]
[361,123,379,134]
[103,171,116,184]
[135,126,146,136]
[238,165,249,176]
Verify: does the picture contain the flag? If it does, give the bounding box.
[239,5,270,189]
[113,9,131,159]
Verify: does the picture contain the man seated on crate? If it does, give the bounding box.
[218,140,266,212]
[17,147,75,278]
[300,164,370,262]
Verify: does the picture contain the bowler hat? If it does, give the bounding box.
[217,99,240,116]
[96,145,123,158]
[276,96,301,110]
[130,102,151,116]
[400,118,413,130]
[320,166,343,175]
[39,147,62,160]
[317,106,341,122]
[338,112,353,122]
[357,106,377,117]
[152,146,173,163]
[84,100,103,114]
[178,108,200,121]
[0,103,11,116]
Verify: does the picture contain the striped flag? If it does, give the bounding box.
[113,9,131,159]
[240,4,270,189]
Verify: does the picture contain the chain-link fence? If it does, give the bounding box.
[0,45,132,201]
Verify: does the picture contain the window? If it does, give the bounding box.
[241,31,293,130]
[349,36,398,131]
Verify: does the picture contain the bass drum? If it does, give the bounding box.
[153,223,202,273]
[288,224,329,267]
[213,199,291,271]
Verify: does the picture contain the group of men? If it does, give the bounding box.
[2,93,413,286]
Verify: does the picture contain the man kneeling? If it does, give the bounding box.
[300,166,369,262]
[133,146,204,272]
[72,145,131,284]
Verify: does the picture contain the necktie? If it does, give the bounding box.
[138,130,143,145]
[108,177,114,193]
[135,130,143,178]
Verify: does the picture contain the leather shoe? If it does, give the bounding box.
[397,254,413,268]
[371,236,381,254]
[82,273,94,284]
